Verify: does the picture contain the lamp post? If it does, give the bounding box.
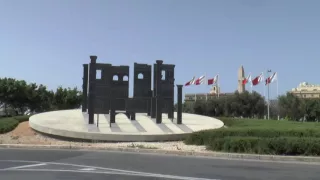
[267,69,272,120]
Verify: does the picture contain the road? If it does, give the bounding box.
[0,148,318,180]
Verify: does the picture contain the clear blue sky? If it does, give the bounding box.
[1,0,319,99]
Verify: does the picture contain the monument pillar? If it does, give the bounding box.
[82,64,88,112]
[150,90,156,118]
[155,60,163,124]
[168,83,174,120]
[177,85,183,124]
[88,56,97,124]
[237,65,245,93]
[109,109,115,123]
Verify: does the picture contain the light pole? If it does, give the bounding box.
[267,69,271,120]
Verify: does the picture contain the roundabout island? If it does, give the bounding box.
[29,56,224,142]
[29,109,223,142]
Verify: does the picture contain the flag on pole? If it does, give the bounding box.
[252,73,263,86]
[207,75,218,85]
[195,75,205,85]
[265,72,277,85]
[242,74,251,85]
[184,76,196,86]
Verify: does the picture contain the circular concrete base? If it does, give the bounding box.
[29,109,224,142]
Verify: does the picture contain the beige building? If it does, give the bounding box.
[184,84,233,103]
[290,82,320,99]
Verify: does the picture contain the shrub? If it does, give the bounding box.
[0,118,19,134]
[13,115,30,123]
[215,117,236,127]
[206,136,320,156]
[185,128,320,146]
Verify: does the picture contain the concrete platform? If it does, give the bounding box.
[29,109,224,142]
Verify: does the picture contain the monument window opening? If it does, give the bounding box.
[138,73,144,79]
[113,75,119,81]
[161,70,166,80]
[96,70,102,79]
[123,75,128,81]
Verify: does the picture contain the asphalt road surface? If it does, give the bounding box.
[0,148,319,180]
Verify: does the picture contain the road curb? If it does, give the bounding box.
[0,144,319,163]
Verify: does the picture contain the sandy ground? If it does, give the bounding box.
[0,122,207,152]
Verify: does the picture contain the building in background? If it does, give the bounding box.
[184,84,233,103]
[290,82,320,99]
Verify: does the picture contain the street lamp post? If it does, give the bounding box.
[267,69,272,120]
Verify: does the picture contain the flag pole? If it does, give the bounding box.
[250,73,252,93]
[262,72,266,120]
[262,72,265,98]
[205,73,208,102]
[217,74,220,99]
[249,73,252,93]
[276,72,279,98]
[267,70,272,120]
[277,72,279,120]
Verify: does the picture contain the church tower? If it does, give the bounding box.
[238,65,245,93]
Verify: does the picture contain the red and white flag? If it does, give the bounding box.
[265,72,277,85]
[208,75,218,85]
[252,73,263,86]
[242,74,251,85]
[195,75,205,85]
[184,76,196,86]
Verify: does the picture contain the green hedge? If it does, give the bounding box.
[184,128,320,145]
[0,118,19,134]
[0,115,30,134]
[185,117,320,156]
[216,117,320,128]
[206,136,320,156]
[13,115,31,123]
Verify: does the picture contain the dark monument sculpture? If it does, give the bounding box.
[81,55,183,125]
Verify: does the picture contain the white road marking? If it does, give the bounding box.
[2,168,220,180]
[79,168,96,171]
[0,160,219,180]
[4,163,46,170]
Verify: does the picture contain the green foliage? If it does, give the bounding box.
[0,118,19,134]
[183,90,266,119]
[185,117,320,156]
[278,92,320,121]
[217,118,320,128]
[0,77,82,114]
[184,90,320,122]
[0,114,30,134]
[52,86,82,110]
[206,137,320,156]
[185,128,320,145]
[13,115,31,123]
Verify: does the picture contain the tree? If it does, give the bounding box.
[187,90,266,118]
[249,91,265,118]
[277,92,320,121]
[52,86,82,110]
[0,77,83,115]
